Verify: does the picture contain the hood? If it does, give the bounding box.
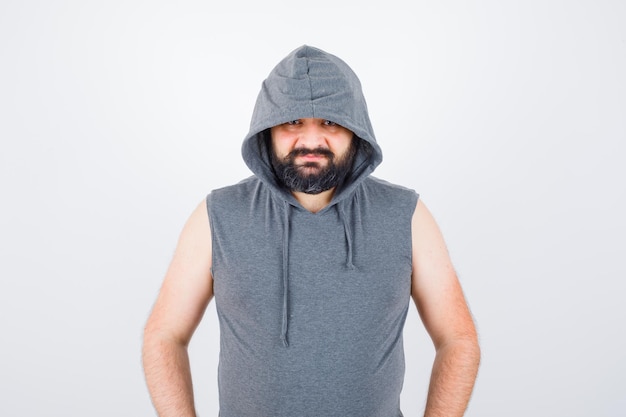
[240,45,383,347]
[241,45,383,208]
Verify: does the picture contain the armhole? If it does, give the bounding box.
[409,190,420,269]
[205,193,216,280]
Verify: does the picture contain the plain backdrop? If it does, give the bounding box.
[1,0,624,416]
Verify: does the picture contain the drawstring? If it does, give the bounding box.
[281,201,290,347]
[280,200,355,347]
[338,203,356,270]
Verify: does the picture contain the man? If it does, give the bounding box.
[142,45,480,417]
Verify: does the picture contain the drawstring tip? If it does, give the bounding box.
[346,261,355,270]
[281,336,289,347]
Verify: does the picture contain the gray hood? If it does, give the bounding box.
[241,45,383,208]
[239,45,384,347]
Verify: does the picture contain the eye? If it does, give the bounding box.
[322,120,338,126]
[285,120,301,125]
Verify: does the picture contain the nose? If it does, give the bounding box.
[296,121,327,149]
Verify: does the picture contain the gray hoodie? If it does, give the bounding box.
[207,45,418,417]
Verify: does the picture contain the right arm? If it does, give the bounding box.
[142,200,214,417]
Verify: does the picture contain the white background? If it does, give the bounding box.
[1,0,624,416]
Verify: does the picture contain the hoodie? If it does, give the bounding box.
[207,45,418,417]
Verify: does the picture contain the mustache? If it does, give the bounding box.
[287,147,334,159]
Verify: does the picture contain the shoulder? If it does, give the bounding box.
[207,176,263,206]
[363,176,418,195]
[209,175,259,196]
[360,176,419,208]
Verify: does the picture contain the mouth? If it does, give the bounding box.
[290,147,333,158]
[297,153,328,162]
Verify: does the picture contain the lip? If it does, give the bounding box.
[297,153,327,161]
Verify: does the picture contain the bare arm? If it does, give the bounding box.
[411,199,480,417]
[142,200,214,417]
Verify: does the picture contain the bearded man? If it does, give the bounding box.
[142,45,480,417]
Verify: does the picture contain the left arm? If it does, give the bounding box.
[410,199,480,417]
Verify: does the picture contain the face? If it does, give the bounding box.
[270,118,357,194]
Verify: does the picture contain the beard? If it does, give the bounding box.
[270,138,358,195]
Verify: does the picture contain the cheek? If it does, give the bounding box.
[271,134,293,158]
[333,135,355,156]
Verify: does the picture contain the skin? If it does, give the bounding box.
[142,200,213,417]
[411,200,481,416]
[142,118,480,416]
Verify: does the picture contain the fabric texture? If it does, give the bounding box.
[207,45,418,417]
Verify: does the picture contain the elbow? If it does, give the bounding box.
[142,318,189,359]
[435,332,481,370]
[142,317,167,360]
[462,327,481,367]
[470,337,481,369]
[463,331,481,374]
[141,321,160,363]
[142,316,158,350]
[461,321,481,367]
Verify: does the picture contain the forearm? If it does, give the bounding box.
[423,339,480,417]
[142,334,197,417]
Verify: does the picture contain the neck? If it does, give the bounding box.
[291,188,336,213]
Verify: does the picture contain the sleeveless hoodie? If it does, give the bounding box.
[207,45,419,417]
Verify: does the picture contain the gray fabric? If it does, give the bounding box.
[207,45,418,417]
[241,45,382,208]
